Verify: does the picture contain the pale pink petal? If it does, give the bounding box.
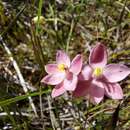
[79,65,92,81]
[73,81,91,97]
[104,64,130,83]
[88,80,105,104]
[41,73,65,85]
[70,54,83,75]
[104,83,123,99]
[89,95,103,105]
[89,43,107,68]
[63,73,78,91]
[56,50,70,67]
[45,64,59,74]
[51,83,66,98]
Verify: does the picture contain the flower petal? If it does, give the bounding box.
[89,43,107,68]
[73,81,91,97]
[51,83,66,98]
[63,74,78,91]
[104,64,130,83]
[45,64,59,74]
[56,50,70,67]
[41,73,65,85]
[70,54,83,75]
[79,65,92,81]
[88,80,105,104]
[104,83,123,99]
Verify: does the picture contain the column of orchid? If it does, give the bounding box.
[41,43,130,104]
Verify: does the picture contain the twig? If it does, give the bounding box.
[54,0,58,31]
[118,0,127,24]
[116,1,130,13]
[39,86,44,118]
[0,4,26,37]
[87,108,113,121]
[64,93,80,123]
[46,18,70,26]
[47,95,61,130]
[4,66,36,91]
[116,0,127,42]
[0,36,38,117]
[109,92,130,130]
[0,112,31,117]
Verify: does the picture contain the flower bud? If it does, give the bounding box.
[32,16,45,25]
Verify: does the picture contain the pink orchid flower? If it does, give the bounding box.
[73,43,130,104]
[41,50,82,98]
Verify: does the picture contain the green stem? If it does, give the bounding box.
[66,19,74,53]
[36,0,44,35]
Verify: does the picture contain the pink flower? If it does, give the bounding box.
[41,50,83,98]
[73,43,130,104]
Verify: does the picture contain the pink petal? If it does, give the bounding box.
[56,50,70,67]
[73,81,91,97]
[79,65,92,81]
[88,80,105,104]
[63,73,78,91]
[41,73,65,85]
[45,64,59,74]
[51,83,66,98]
[104,64,130,83]
[104,83,123,99]
[70,54,83,75]
[89,43,107,68]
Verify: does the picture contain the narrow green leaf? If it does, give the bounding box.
[0,90,50,107]
[36,0,44,35]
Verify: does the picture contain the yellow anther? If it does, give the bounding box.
[58,64,65,72]
[93,67,103,77]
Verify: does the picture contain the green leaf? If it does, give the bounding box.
[0,90,50,107]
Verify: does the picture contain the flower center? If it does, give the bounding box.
[93,67,103,77]
[58,64,66,72]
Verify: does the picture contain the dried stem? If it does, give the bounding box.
[0,36,38,117]
[47,95,61,130]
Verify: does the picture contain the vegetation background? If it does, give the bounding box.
[0,0,130,129]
